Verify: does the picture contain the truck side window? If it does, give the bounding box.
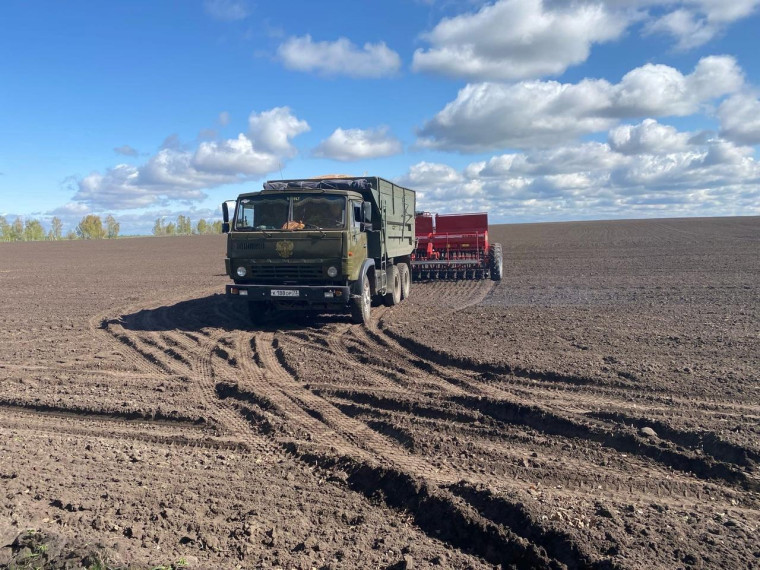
[352,202,362,230]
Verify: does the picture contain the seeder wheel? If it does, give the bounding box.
[489,243,503,281]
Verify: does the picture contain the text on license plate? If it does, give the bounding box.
[270,289,300,297]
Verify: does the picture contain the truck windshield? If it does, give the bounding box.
[293,195,345,229]
[236,196,289,230]
[235,195,346,231]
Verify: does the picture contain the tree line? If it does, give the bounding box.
[152,215,222,236]
[0,214,221,242]
[0,214,121,242]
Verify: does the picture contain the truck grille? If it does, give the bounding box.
[234,241,265,250]
[249,265,323,280]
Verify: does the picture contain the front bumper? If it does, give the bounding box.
[226,284,351,305]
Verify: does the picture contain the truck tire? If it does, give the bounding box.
[383,265,402,306]
[398,263,411,300]
[350,274,372,325]
[489,243,503,281]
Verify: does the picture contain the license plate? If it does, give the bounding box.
[270,289,300,297]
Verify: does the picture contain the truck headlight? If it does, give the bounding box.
[327,266,338,278]
[236,266,247,277]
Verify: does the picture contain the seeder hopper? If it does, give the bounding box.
[411,212,502,281]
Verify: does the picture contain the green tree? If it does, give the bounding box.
[195,218,208,235]
[0,216,9,242]
[165,222,177,236]
[76,215,106,239]
[177,215,192,235]
[10,217,24,241]
[211,220,223,233]
[66,230,78,240]
[24,219,45,241]
[48,217,63,240]
[152,218,164,236]
[105,215,120,239]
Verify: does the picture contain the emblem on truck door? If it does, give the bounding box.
[276,240,294,258]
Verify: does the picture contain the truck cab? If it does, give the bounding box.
[223,177,415,325]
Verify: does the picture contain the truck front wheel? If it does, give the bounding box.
[350,275,372,325]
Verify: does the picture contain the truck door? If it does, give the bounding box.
[349,201,368,277]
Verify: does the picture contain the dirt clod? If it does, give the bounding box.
[640,427,658,438]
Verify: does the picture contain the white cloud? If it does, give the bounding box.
[113,145,138,157]
[192,134,281,174]
[313,127,402,161]
[247,106,310,156]
[608,119,691,155]
[412,1,760,81]
[609,140,759,191]
[399,162,464,188]
[478,142,624,176]
[396,162,466,203]
[277,35,401,78]
[413,0,629,80]
[404,120,760,220]
[204,0,249,21]
[72,107,309,210]
[75,156,215,210]
[645,0,760,49]
[718,94,760,145]
[610,56,743,115]
[49,202,91,218]
[645,9,714,49]
[418,56,743,151]
[695,0,760,22]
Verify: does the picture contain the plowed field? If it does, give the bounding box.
[1,217,758,570]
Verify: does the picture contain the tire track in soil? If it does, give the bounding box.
[359,286,760,490]
[250,281,621,568]
[226,327,600,570]
[252,279,760,567]
[133,295,276,456]
[0,298,226,451]
[0,406,245,452]
[315,385,739,504]
[586,410,760,468]
[74,280,756,568]
[77,290,271,453]
[326,320,759,494]
[247,331,419,464]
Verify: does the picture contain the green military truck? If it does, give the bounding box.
[222,176,416,325]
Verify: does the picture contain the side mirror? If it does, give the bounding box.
[362,202,372,223]
[221,200,236,234]
[222,200,235,223]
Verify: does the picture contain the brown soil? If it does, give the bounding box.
[1,218,758,569]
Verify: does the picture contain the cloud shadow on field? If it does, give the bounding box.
[110,293,349,333]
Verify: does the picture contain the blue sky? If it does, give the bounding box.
[2,0,760,234]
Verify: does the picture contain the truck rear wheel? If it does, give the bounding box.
[489,243,503,281]
[398,263,411,300]
[350,274,372,325]
[383,265,402,306]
